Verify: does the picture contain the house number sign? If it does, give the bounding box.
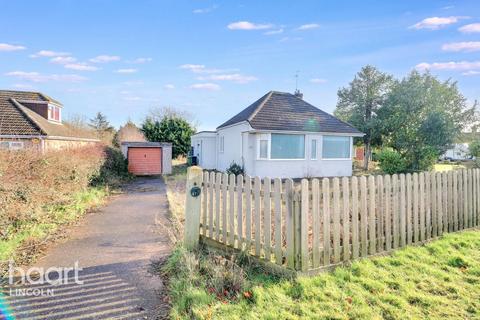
[190,184,201,197]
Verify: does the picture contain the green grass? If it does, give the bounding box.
[434,163,471,172]
[0,187,107,263]
[165,230,480,319]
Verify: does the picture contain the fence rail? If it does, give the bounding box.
[184,167,480,273]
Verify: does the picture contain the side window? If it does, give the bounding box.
[259,139,268,159]
[311,139,317,160]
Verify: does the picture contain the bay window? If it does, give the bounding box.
[322,136,350,159]
[270,134,305,159]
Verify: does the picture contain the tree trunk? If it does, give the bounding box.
[364,142,371,170]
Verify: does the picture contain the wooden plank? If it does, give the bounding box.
[209,171,215,238]
[431,172,437,237]
[285,179,295,269]
[215,173,222,241]
[202,172,209,236]
[342,177,351,261]
[406,173,412,245]
[184,167,203,249]
[412,173,419,243]
[222,173,228,243]
[473,169,477,227]
[236,174,244,249]
[322,178,331,265]
[312,178,321,268]
[254,176,261,256]
[360,176,368,257]
[453,171,458,231]
[351,177,359,259]
[368,175,376,255]
[228,174,236,246]
[463,170,468,230]
[332,178,341,263]
[392,174,399,249]
[376,175,384,252]
[274,178,283,265]
[447,171,453,232]
[399,174,406,247]
[244,175,252,249]
[436,172,443,236]
[476,169,480,226]
[419,173,425,242]
[384,175,392,251]
[294,190,301,270]
[301,179,309,270]
[263,177,271,261]
[459,170,464,230]
[468,169,473,228]
[425,172,431,240]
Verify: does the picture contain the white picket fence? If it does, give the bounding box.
[184,167,480,273]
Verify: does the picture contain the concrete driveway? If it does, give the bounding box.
[5,177,172,319]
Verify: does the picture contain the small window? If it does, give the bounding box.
[219,136,224,153]
[271,134,305,159]
[311,139,317,160]
[322,136,350,159]
[259,140,268,159]
[0,141,24,150]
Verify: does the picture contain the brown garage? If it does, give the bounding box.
[121,142,172,175]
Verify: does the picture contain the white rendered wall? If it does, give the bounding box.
[216,122,252,172]
[191,135,217,169]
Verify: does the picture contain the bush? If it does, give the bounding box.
[377,149,407,174]
[226,162,244,176]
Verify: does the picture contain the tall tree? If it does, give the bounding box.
[114,120,146,146]
[379,71,477,171]
[334,65,394,169]
[142,108,196,158]
[88,112,115,142]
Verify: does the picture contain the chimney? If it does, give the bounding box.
[294,89,303,100]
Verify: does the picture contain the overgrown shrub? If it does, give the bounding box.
[377,149,407,174]
[226,162,244,176]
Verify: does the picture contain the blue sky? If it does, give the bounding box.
[0,0,479,130]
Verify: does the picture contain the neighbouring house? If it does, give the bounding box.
[0,90,98,152]
[191,90,364,178]
[441,143,472,161]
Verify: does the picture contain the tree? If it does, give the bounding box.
[142,109,196,158]
[113,120,146,146]
[89,112,115,143]
[379,71,476,171]
[334,65,394,169]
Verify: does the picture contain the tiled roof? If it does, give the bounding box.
[0,90,96,139]
[217,91,363,135]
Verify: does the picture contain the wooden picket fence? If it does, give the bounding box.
[184,167,480,273]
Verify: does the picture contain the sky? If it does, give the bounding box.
[0,0,479,131]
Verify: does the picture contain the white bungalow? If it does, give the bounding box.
[191,91,364,178]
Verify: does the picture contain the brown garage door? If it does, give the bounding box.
[128,147,162,175]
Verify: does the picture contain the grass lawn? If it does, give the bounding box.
[163,160,480,319]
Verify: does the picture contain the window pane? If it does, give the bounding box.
[271,134,305,159]
[259,140,268,159]
[322,136,350,159]
[311,139,317,159]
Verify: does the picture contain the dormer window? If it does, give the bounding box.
[48,104,61,122]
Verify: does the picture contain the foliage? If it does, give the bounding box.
[89,112,116,143]
[164,231,480,319]
[226,162,245,176]
[142,113,196,158]
[377,149,407,174]
[379,71,476,171]
[113,120,146,147]
[469,140,480,158]
[335,65,394,169]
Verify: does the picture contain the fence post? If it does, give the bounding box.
[184,166,203,249]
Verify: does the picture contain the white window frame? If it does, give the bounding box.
[270,133,306,160]
[257,137,269,160]
[0,141,25,150]
[219,136,225,153]
[321,135,352,160]
[311,139,317,160]
[48,104,62,122]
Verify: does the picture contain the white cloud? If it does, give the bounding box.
[264,28,284,35]
[410,16,469,30]
[116,68,138,74]
[0,43,26,51]
[50,56,77,64]
[5,71,87,82]
[64,63,99,71]
[415,60,480,71]
[179,64,228,74]
[164,84,175,90]
[123,96,142,101]
[198,73,257,84]
[193,5,217,14]
[89,55,121,63]
[227,21,273,30]
[130,57,152,64]
[310,78,327,84]
[442,41,480,52]
[189,83,220,91]
[30,50,70,58]
[459,23,480,33]
[462,70,480,76]
[12,83,34,89]
[297,23,320,30]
